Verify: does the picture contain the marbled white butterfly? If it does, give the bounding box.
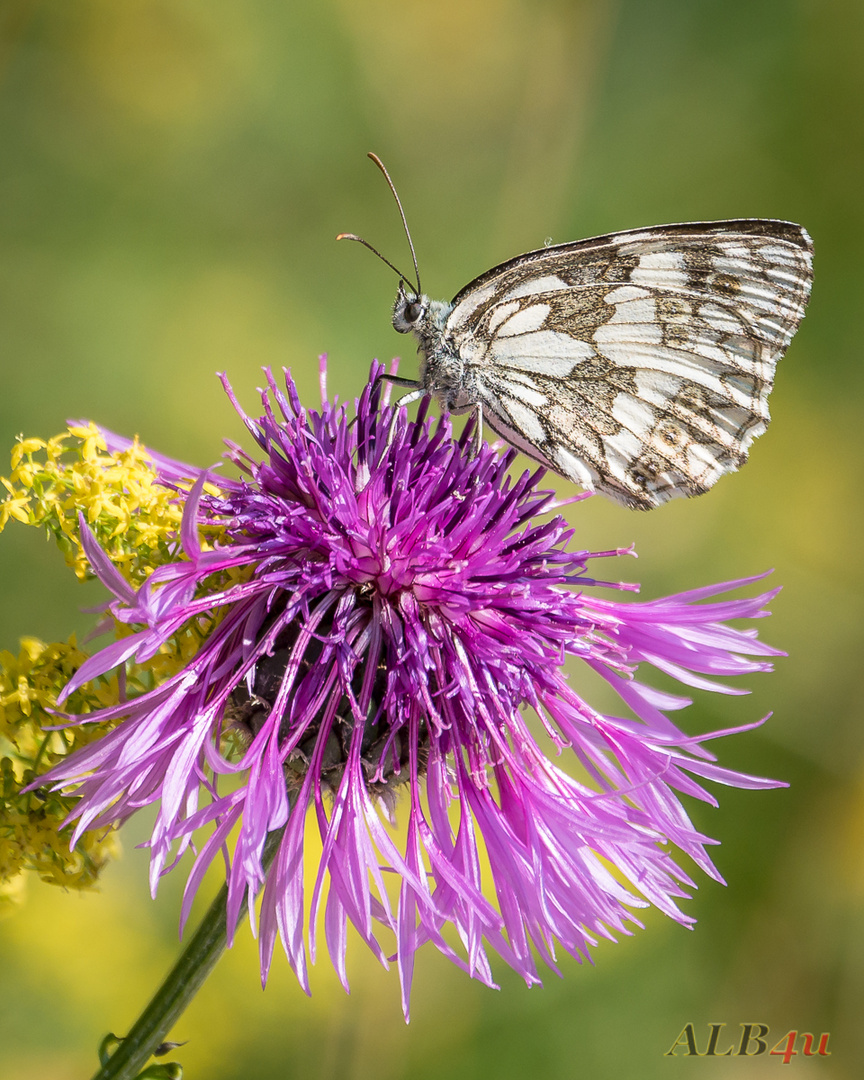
[340,154,813,509]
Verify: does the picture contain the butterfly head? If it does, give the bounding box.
[392,281,429,334]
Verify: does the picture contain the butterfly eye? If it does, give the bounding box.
[404,301,424,324]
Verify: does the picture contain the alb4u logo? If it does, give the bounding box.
[666,1023,831,1063]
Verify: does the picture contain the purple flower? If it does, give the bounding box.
[42,360,783,1017]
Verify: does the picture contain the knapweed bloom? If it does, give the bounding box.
[37,360,782,1016]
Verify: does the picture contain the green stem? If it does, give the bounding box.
[90,828,284,1080]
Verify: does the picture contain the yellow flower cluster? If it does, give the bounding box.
[1,424,193,583]
[0,426,231,906]
[1,637,122,906]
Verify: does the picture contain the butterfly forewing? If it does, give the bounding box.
[443,220,812,509]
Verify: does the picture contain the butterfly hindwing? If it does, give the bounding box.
[443,220,813,509]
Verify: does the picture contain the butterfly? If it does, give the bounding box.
[339,154,813,509]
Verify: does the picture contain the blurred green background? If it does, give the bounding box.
[1,0,861,1077]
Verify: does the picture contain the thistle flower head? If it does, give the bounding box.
[37,360,783,1016]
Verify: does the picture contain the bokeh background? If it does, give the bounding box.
[1,1,861,1077]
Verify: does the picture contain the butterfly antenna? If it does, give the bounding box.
[335,232,416,287]
[366,152,422,295]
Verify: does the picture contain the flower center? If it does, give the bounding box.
[227,601,429,806]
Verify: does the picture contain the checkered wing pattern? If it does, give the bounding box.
[442,220,812,508]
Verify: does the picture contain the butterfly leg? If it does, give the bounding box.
[367,370,426,414]
[380,374,421,388]
[375,373,485,459]
[353,372,422,426]
[446,402,483,458]
[378,374,426,411]
[367,375,428,454]
[393,387,426,407]
[473,402,484,458]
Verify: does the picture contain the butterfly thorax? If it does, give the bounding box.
[392,287,473,410]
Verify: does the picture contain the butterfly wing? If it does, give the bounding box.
[444,220,813,509]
